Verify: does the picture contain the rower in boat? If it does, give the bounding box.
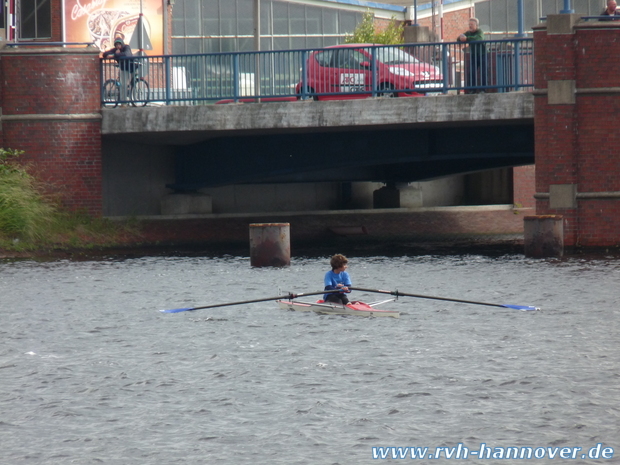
[323,254,352,305]
[276,254,400,318]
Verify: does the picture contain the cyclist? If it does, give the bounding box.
[103,38,134,105]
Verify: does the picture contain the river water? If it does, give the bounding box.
[1,250,619,464]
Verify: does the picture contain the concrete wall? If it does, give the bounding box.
[102,140,176,216]
[399,176,466,208]
[197,183,341,214]
[102,94,534,138]
[196,176,476,214]
[422,175,466,206]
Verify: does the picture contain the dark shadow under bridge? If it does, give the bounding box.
[101,92,534,190]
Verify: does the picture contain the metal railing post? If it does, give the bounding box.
[371,46,377,97]
[164,56,171,105]
[441,43,449,94]
[300,50,308,100]
[514,40,522,92]
[560,0,574,14]
[233,54,240,103]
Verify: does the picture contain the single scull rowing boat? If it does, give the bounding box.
[276,298,400,318]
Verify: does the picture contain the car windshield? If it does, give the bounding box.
[375,48,419,65]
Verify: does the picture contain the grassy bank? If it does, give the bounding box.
[0,148,142,255]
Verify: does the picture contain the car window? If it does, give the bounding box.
[375,48,420,65]
[314,50,334,67]
[329,49,368,69]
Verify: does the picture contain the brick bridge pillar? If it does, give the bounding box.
[533,16,620,248]
[0,45,103,216]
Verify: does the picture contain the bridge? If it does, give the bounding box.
[102,92,534,192]
[96,39,535,214]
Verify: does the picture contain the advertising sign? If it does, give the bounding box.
[64,0,163,55]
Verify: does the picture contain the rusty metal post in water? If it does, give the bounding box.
[524,215,564,258]
[249,223,290,267]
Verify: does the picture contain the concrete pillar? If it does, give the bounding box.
[397,182,423,208]
[524,215,563,258]
[373,184,400,208]
[403,25,431,43]
[249,223,290,267]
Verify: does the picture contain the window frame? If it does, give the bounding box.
[18,0,51,40]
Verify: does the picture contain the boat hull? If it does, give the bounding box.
[276,300,399,318]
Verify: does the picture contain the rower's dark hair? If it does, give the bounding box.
[330,254,348,270]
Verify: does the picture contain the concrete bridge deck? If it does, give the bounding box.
[102,92,534,145]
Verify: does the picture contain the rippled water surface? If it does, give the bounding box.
[1,252,619,464]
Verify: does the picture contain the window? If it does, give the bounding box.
[19,0,51,39]
[475,0,604,37]
[542,0,601,15]
[171,0,363,54]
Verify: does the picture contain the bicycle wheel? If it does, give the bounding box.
[102,79,120,108]
[131,78,149,107]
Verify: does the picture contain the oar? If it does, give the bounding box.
[350,287,540,311]
[160,290,339,313]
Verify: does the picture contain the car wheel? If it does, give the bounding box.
[377,83,397,98]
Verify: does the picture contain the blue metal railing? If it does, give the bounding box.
[100,39,534,107]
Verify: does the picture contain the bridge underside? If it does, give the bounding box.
[168,123,534,191]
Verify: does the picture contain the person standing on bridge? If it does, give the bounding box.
[102,38,134,105]
[457,18,488,93]
[323,254,352,305]
[600,0,620,20]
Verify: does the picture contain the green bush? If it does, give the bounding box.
[0,148,142,251]
[0,149,55,241]
[345,10,404,45]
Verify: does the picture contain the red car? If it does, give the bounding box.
[296,44,444,100]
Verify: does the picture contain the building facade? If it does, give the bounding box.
[3,0,609,50]
[414,0,604,42]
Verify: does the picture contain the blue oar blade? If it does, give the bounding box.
[502,304,540,311]
[160,307,195,313]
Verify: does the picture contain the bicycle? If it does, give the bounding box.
[103,63,150,108]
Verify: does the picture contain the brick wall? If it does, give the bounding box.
[533,18,620,247]
[0,47,104,215]
[373,17,395,33]
[51,0,63,41]
[417,8,473,42]
[513,165,536,209]
[135,209,525,247]
[443,9,475,42]
[1,52,101,114]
